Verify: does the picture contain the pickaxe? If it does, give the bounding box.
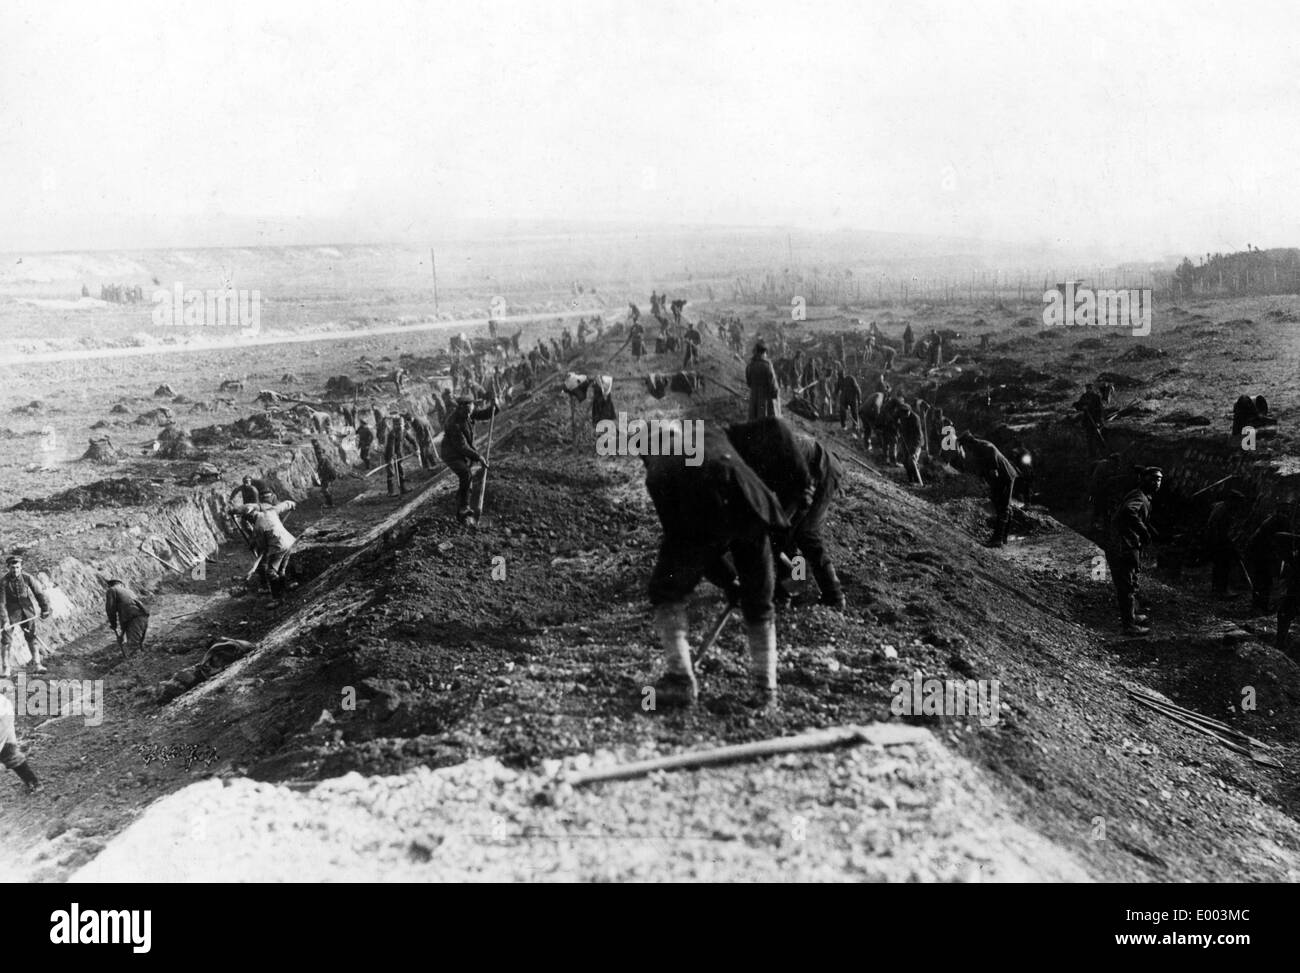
[471,404,498,521]
[364,453,418,476]
[692,604,734,673]
[1190,475,1236,499]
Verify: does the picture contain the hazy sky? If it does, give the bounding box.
[2,0,1296,257]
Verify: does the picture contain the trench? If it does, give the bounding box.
[931,374,1300,573]
[28,438,335,662]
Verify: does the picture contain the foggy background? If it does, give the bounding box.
[2,0,1295,261]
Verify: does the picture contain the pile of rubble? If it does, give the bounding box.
[9,477,166,512]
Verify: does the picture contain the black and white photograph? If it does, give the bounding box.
[0,0,1293,932]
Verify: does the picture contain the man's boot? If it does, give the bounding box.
[13,760,40,794]
[30,638,46,674]
[816,565,845,609]
[745,618,778,711]
[652,602,697,708]
[1121,596,1150,635]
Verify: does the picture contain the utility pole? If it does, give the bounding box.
[431,247,440,315]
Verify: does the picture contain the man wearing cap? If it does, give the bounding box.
[0,555,51,677]
[642,424,790,709]
[229,475,259,506]
[234,491,298,600]
[441,392,499,521]
[1106,466,1164,636]
[746,340,781,420]
[954,432,1018,546]
[105,577,150,653]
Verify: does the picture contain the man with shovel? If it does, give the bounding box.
[441,391,499,523]
[1,555,51,677]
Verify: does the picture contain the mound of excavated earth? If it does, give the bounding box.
[72,742,1089,882]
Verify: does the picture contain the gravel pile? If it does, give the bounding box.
[73,728,1090,882]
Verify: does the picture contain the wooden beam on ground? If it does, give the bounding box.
[567,723,931,786]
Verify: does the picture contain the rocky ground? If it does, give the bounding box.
[1,295,1299,882]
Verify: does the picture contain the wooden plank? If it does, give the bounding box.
[568,723,930,787]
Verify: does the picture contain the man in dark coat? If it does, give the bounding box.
[642,425,790,709]
[682,321,701,368]
[406,412,439,469]
[745,340,781,419]
[441,392,499,521]
[726,418,845,609]
[1086,452,1123,531]
[892,400,925,485]
[954,432,1018,546]
[835,370,861,430]
[1105,466,1164,635]
[1073,383,1107,458]
[356,420,376,469]
[1246,502,1295,614]
[105,577,150,653]
[229,476,259,506]
[384,412,409,497]
[928,330,943,367]
[311,437,341,507]
[1200,491,1245,596]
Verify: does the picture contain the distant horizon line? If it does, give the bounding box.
[0,214,1144,256]
[0,219,1174,265]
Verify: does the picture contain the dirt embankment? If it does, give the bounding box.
[5,306,1300,882]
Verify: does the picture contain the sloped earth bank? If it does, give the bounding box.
[4,326,1300,881]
